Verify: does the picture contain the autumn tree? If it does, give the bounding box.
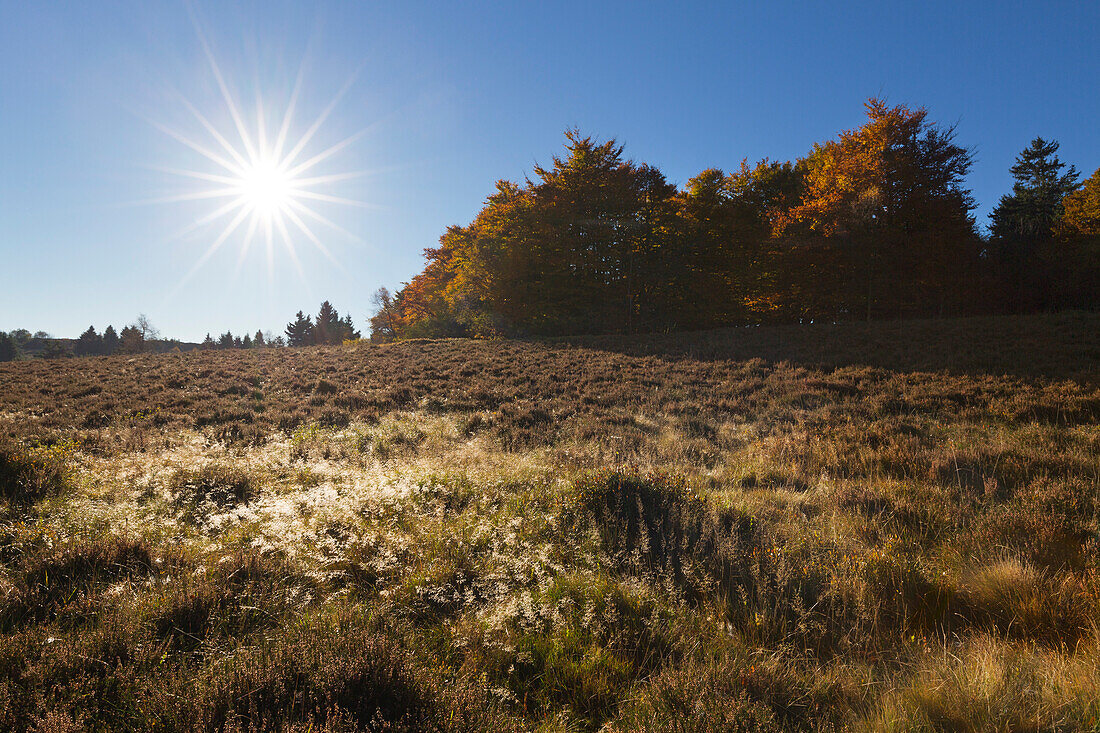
[1061,167,1100,237]
[522,132,679,333]
[1048,166,1100,308]
[666,161,804,326]
[369,287,399,342]
[778,99,977,319]
[379,105,1015,338]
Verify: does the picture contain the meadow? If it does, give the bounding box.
[1,311,1098,732]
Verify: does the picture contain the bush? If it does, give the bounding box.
[167,464,259,510]
[0,437,71,504]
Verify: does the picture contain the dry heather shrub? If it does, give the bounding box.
[0,437,72,504]
[969,477,1096,571]
[158,607,518,733]
[28,710,86,733]
[167,463,259,509]
[494,403,556,450]
[458,574,682,730]
[2,533,153,630]
[148,548,316,649]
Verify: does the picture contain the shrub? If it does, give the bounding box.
[167,464,259,510]
[0,437,72,504]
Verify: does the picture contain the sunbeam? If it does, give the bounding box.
[156,27,366,292]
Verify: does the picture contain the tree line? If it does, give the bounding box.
[368,99,1100,340]
[0,302,364,362]
[196,302,361,350]
[0,315,167,361]
[283,301,360,346]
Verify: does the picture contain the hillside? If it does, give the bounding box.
[1,312,1099,731]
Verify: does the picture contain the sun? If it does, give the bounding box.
[238,156,293,219]
[151,26,368,291]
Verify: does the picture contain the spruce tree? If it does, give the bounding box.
[285,312,313,346]
[990,138,1081,309]
[102,326,119,355]
[991,137,1080,241]
[338,313,360,342]
[119,325,143,353]
[314,301,341,345]
[75,326,102,357]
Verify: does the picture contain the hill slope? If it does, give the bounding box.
[0,312,1098,731]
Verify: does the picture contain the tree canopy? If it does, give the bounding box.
[374,99,1063,341]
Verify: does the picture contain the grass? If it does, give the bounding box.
[0,311,1098,730]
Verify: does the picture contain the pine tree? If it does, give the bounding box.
[218,332,234,349]
[991,138,1080,241]
[241,334,252,349]
[0,333,15,362]
[75,326,102,357]
[102,326,119,355]
[314,301,341,345]
[990,138,1081,310]
[338,314,360,342]
[254,330,265,347]
[285,312,313,347]
[119,325,143,353]
[202,334,216,349]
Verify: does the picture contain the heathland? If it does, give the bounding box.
[1,311,1098,731]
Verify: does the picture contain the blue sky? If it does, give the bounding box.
[2,0,1097,341]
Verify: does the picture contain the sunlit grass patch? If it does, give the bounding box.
[865,636,1100,732]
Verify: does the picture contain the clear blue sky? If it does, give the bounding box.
[2,0,1097,341]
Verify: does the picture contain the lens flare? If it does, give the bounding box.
[151,23,369,294]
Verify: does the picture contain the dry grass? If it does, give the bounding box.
[0,311,1097,730]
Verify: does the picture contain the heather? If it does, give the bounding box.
[0,311,1098,731]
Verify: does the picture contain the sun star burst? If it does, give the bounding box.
[154,29,368,293]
